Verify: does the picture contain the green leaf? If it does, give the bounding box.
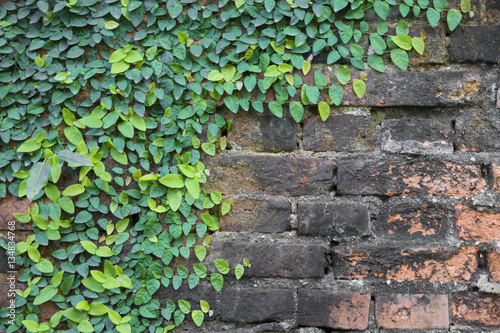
[411,37,425,55]
[195,246,206,261]
[27,246,41,262]
[328,85,343,106]
[447,9,462,31]
[278,63,293,73]
[89,302,109,316]
[461,0,471,12]
[134,288,151,305]
[81,240,97,254]
[289,101,304,123]
[353,79,367,98]
[210,273,224,292]
[318,102,331,121]
[390,49,409,71]
[22,320,39,332]
[391,35,413,50]
[129,114,146,131]
[434,0,447,12]
[214,259,230,274]
[34,285,58,305]
[192,310,204,327]
[178,300,191,314]
[368,55,385,72]
[110,148,128,165]
[235,264,244,279]
[17,139,41,153]
[58,150,93,166]
[167,188,182,211]
[200,300,210,313]
[77,320,94,333]
[110,50,127,63]
[221,202,231,215]
[426,8,440,27]
[124,50,143,63]
[96,246,114,257]
[305,86,320,104]
[118,121,134,138]
[79,116,102,128]
[201,142,216,156]
[105,20,119,30]
[314,71,328,90]
[62,184,85,197]
[36,258,54,273]
[337,65,350,85]
[58,196,75,214]
[208,70,223,81]
[374,0,390,19]
[268,102,283,118]
[111,61,131,74]
[26,162,50,201]
[64,126,84,146]
[159,174,184,188]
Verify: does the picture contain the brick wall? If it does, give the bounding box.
[1,1,499,332]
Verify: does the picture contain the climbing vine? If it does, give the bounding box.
[0,0,469,331]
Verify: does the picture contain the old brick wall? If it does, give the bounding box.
[1,1,500,332]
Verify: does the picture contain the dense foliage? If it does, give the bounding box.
[0,0,469,331]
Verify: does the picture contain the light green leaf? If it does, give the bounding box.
[210,273,223,292]
[201,142,216,156]
[159,174,184,188]
[81,240,97,254]
[353,79,366,98]
[96,246,114,257]
[391,35,413,50]
[268,101,283,118]
[64,126,84,146]
[461,0,471,12]
[62,184,85,197]
[214,259,230,274]
[411,37,425,55]
[34,285,58,305]
[36,258,54,273]
[289,101,304,123]
[192,310,204,326]
[105,20,119,30]
[318,102,330,121]
[390,49,409,71]
[17,138,41,153]
[447,9,462,31]
[235,264,244,279]
[337,65,350,85]
[111,61,131,74]
[208,70,223,81]
[27,246,41,263]
[221,202,231,215]
[167,188,182,211]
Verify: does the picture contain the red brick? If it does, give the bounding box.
[451,26,500,63]
[298,290,370,330]
[333,246,478,282]
[377,203,449,242]
[220,288,294,323]
[491,162,500,193]
[487,248,500,283]
[204,155,333,196]
[222,109,297,152]
[298,201,370,239]
[0,196,32,230]
[455,204,500,242]
[337,160,483,197]
[452,292,500,328]
[376,294,449,329]
[303,116,376,152]
[220,199,290,233]
[212,242,325,278]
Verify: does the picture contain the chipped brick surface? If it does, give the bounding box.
[333,246,478,282]
[0,196,32,230]
[455,204,500,242]
[455,115,500,152]
[298,290,370,330]
[487,248,500,283]
[376,294,449,329]
[337,160,483,197]
[450,26,500,63]
[452,292,500,328]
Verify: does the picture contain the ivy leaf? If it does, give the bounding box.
[178,300,191,314]
[167,188,182,211]
[328,85,343,106]
[289,101,304,123]
[268,102,283,118]
[57,150,93,166]
[336,65,350,85]
[111,61,131,74]
[318,102,330,121]
[235,264,244,279]
[208,70,223,81]
[25,162,50,201]
[426,8,440,27]
[391,35,413,50]
[104,20,119,30]
[201,142,216,156]
[353,79,367,98]
[17,139,41,153]
[411,37,425,55]
[314,71,328,90]
[374,0,390,19]
[33,285,58,305]
[159,174,184,188]
[447,9,462,31]
[461,0,471,12]
[192,310,204,326]
[210,273,223,292]
[368,55,385,72]
[390,49,409,71]
[214,259,230,274]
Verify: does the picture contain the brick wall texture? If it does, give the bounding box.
[1,2,500,332]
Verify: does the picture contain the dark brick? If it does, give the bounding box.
[452,292,500,328]
[408,26,447,65]
[376,294,449,329]
[213,242,325,278]
[0,197,32,230]
[222,109,297,152]
[455,204,500,242]
[381,118,454,154]
[376,203,449,242]
[488,247,500,283]
[333,246,478,281]
[337,160,483,197]
[220,199,290,233]
[204,155,334,196]
[220,288,294,323]
[303,116,376,152]
[485,0,500,24]
[297,290,370,330]
[298,202,370,239]
[450,26,500,63]
[455,115,500,151]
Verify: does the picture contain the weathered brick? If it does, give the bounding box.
[455,115,500,151]
[381,118,454,154]
[204,155,334,196]
[0,197,32,230]
[409,26,447,65]
[220,199,290,233]
[158,285,218,318]
[455,204,500,242]
[337,160,483,197]
[298,202,370,239]
[222,109,297,152]
[485,0,500,24]
[297,290,370,330]
[375,294,449,329]
[340,71,481,107]
[220,288,294,323]
[450,26,500,63]
[213,242,325,278]
[303,116,376,152]
[487,248,500,283]
[333,246,478,282]
[377,203,449,241]
[491,162,500,193]
[452,292,500,328]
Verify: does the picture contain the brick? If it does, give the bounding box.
[298,202,370,239]
[297,290,370,330]
[204,155,334,196]
[381,118,453,154]
[220,199,290,233]
[213,242,325,278]
[337,160,483,197]
[409,26,447,65]
[375,294,449,329]
[485,0,500,24]
[377,203,449,241]
[303,116,376,152]
[340,71,481,107]
[488,248,500,283]
[455,204,500,242]
[220,288,294,323]
[333,246,478,282]
[452,292,500,328]
[455,115,500,151]
[0,196,32,230]
[450,26,500,63]
[158,285,218,318]
[222,109,297,152]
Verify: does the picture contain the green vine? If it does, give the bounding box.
[0,0,469,331]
